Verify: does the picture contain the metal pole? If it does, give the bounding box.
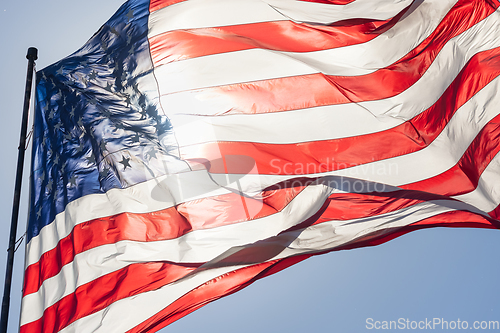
[0,47,38,333]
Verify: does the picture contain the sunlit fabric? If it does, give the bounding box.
[21,0,500,332]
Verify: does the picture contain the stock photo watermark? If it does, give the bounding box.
[147,154,402,203]
[269,158,399,177]
[366,318,500,330]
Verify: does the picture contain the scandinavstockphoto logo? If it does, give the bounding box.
[366,318,500,330]
[149,154,400,204]
[268,157,399,177]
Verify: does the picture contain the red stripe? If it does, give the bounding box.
[149,0,188,12]
[303,191,448,226]
[337,210,499,251]
[162,0,496,116]
[20,261,201,333]
[125,258,304,333]
[298,0,356,4]
[401,116,500,196]
[199,210,499,270]
[266,184,499,234]
[126,210,498,333]
[489,204,500,219]
[180,47,500,175]
[23,186,307,296]
[149,12,407,66]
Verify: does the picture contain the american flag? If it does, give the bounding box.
[21,0,500,332]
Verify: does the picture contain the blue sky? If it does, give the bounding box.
[0,1,499,332]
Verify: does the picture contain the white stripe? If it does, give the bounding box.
[21,181,334,325]
[453,151,500,212]
[155,48,318,94]
[148,0,414,38]
[206,199,487,267]
[364,8,500,121]
[264,0,412,24]
[209,73,500,194]
[59,264,243,333]
[170,105,405,146]
[25,170,231,268]
[52,198,482,333]
[152,0,459,95]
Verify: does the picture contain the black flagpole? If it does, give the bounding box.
[0,47,38,333]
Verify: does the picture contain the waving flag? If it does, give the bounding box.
[21,0,500,332]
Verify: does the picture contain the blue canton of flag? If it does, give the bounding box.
[30,0,188,241]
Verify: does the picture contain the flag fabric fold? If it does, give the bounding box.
[21,0,500,332]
